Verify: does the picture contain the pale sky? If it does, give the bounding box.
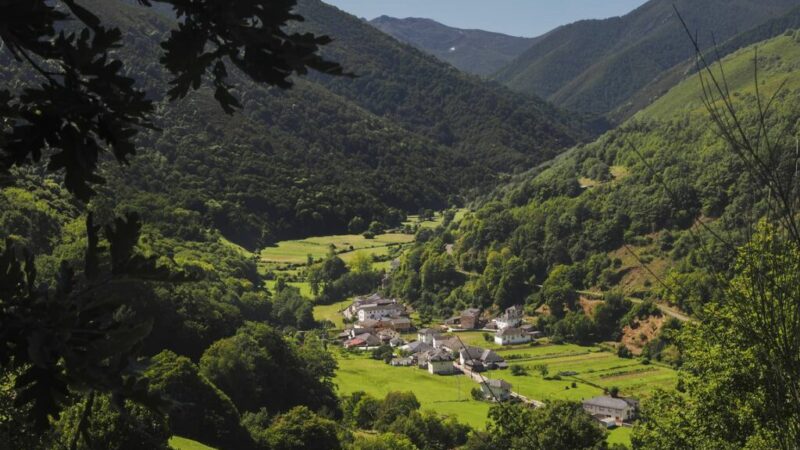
[324,0,649,38]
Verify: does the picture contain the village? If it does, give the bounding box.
[335,293,640,429]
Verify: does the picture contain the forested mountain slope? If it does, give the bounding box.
[612,4,800,121]
[389,31,800,326]
[298,0,585,174]
[0,0,584,250]
[493,0,798,117]
[369,16,536,77]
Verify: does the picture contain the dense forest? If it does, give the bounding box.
[3,0,800,449]
[388,30,800,355]
[369,16,536,77]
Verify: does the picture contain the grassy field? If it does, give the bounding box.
[334,352,492,429]
[334,342,676,446]
[640,34,800,121]
[264,279,314,298]
[260,232,413,267]
[313,299,352,329]
[489,344,677,401]
[169,436,216,450]
[608,426,633,448]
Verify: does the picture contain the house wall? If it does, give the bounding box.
[583,404,635,421]
[428,360,455,375]
[460,315,478,329]
[494,333,531,345]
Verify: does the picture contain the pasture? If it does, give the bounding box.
[334,341,676,447]
[260,232,413,268]
[334,352,492,429]
[169,436,216,450]
[313,299,352,329]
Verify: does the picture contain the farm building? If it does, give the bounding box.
[494,305,523,329]
[401,341,433,355]
[417,328,441,344]
[494,327,532,345]
[460,308,482,329]
[479,379,512,401]
[582,396,639,422]
[357,303,406,321]
[444,308,482,330]
[425,349,457,375]
[344,333,381,349]
[459,347,507,370]
[343,294,397,320]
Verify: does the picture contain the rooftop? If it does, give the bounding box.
[583,396,639,410]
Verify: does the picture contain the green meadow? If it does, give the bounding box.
[169,436,217,450]
[334,352,492,429]
[260,232,413,269]
[334,341,677,447]
[313,299,352,329]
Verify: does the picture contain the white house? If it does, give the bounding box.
[417,328,441,344]
[582,396,639,422]
[343,294,397,320]
[495,305,523,329]
[479,379,512,401]
[357,303,405,321]
[494,327,532,345]
[425,349,456,375]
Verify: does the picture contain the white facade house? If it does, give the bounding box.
[417,328,442,344]
[582,396,639,422]
[494,327,532,345]
[425,349,456,375]
[357,303,405,322]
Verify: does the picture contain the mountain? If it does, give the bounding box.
[0,0,584,250]
[389,30,800,319]
[368,16,536,77]
[611,4,800,121]
[298,0,585,174]
[493,0,799,118]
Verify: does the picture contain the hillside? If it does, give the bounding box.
[388,30,800,327]
[297,0,586,174]
[612,4,800,121]
[0,0,585,250]
[369,16,536,77]
[493,0,798,118]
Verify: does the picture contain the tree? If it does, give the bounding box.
[53,394,170,450]
[350,251,374,273]
[0,0,346,200]
[199,322,339,416]
[375,392,421,430]
[0,0,345,435]
[633,224,800,449]
[263,406,341,450]
[349,433,418,450]
[349,216,367,234]
[481,401,607,450]
[144,350,251,449]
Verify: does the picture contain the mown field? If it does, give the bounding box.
[313,298,352,329]
[260,232,413,268]
[334,352,492,429]
[169,436,216,450]
[334,340,677,447]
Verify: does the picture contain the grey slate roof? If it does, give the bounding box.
[583,396,639,410]
[426,348,455,362]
